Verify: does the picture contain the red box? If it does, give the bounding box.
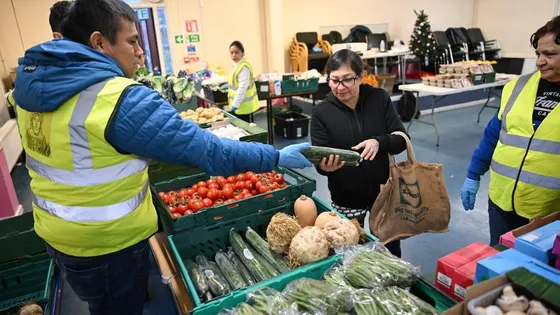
[452,248,499,301]
[435,242,496,297]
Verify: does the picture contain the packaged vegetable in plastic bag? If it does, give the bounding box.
[282,278,354,314]
[341,242,420,290]
[195,254,231,297]
[218,303,261,315]
[322,261,353,289]
[354,286,438,315]
[246,287,301,315]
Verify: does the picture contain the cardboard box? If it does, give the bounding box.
[452,249,499,301]
[149,232,194,315]
[500,212,560,249]
[514,220,560,265]
[436,242,496,296]
[475,249,560,284]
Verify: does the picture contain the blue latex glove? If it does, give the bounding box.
[278,142,312,169]
[461,178,480,210]
[231,106,238,113]
[220,83,229,89]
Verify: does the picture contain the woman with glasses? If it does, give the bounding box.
[310,49,408,257]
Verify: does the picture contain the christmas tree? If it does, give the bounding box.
[409,10,437,66]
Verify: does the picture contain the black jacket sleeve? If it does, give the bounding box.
[373,93,408,155]
[310,107,331,176]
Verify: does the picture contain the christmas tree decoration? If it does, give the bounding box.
[409,9,437,66]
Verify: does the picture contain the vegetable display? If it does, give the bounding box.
[314,211,342,228]
[195,255,231,298]
[179,107,225,125]
[158,170,288,219]
[230,230,275,282]
[322,219,360,249]
[134,67,195,104]
[300,146,362,167]
[211,124,250,140]
[245,227,291,273]
[474,285,556,315]
[293,195,317,227]
[287,226,329,268]
[266,213,301,254]
[215,250,248,290]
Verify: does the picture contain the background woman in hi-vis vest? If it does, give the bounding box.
[461,16,560,245]
[228,41,260,122]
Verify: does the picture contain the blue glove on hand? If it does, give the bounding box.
[278,142,312,169]
[231,106,238,113]
[461,178,480,211]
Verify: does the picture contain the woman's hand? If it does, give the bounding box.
[352,139,379,161]
[319,155,345,172]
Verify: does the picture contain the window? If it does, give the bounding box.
[157,7,174,75]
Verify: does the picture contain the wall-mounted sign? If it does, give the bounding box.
[187,44,197,53]
[174,35,184,44]
[136,8,150,20]
[188,35,200,43]
[185,20,199,33]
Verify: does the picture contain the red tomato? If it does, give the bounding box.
[161,194,169,204]
[216,178,227,187]
[191,201,204,213]
[221,187,234,199]
[177,204,188,214]
[191,184,198,190]
[236,173,246,182]
[197,187,208,198]
[215,176,225,182]
[213,199,224,206]
[178,189,188,198]
[207,188,219,201]
[168,196,177,205]
[184,210,193,215]
[158,192,166,198]
[245,171,255,178]
[207,183,220,190]
[270,183,278,190]
[186,188,195,196]
[223,183,234,190]
[255,181,263,191]
[258,185,270,194]
[274,174,284,184]
[251,189,257,195]
[168,191,177,197]
[271,170,277,176]
[241,189,250,194]
[172,213,181,219]
[249,175,259,184]
[235,181,245,190]
[225,198,235,203]
[202,198,213,208]
[206,179,217,185]
[234,194,243,200]
[242,192,253,199]
[226,176,236,183]
[244,180,253,190]
[197,181,207,187]
[167,205,175,213]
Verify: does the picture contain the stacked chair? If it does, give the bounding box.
[289,32,332,73]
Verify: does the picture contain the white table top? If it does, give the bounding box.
[361,49,411,60]
[398,74,518,96]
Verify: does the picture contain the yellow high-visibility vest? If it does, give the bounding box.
[489,71,560,218]
[228,59,259,115]
[16,77,158,257]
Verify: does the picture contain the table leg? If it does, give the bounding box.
[407,94,442,146]
[267,99,274,145]
[477,89,492,123]
[383,57,387,74]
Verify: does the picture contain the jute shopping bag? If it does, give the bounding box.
[369,131,451,244]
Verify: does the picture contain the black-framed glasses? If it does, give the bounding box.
[327,76,359,88]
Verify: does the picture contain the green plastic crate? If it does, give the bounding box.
[469,73,485,85]
[152,167,316,234]
[168,197,377,315]
[0,213,55,314]
[280,78,319,94]
[484,72,496,84]
[409,276,457,312]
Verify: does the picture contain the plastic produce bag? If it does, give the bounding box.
[282,278,354,314]
[353,287,438,315]
[195,255,231,298]
[185,260,209,297]
[217,303,261,315]
[246,287,301,315]
[322,262,353,289]
[341,242,420,290]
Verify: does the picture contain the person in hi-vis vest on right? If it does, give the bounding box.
[461,16,560,245]
[228,41,260,122]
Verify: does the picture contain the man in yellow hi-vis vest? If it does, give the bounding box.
[228,41,260,122]
[461,16,560,245]
[13,1,312,314]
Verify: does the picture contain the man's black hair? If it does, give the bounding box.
[49,1,72,33]
[326,49,364,77]
[531,15,560,49]
[61,0,139,46]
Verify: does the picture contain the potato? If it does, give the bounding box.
[196,107,205,114]
[186,109,196,115]
[210,107,222,114]
[179,111,189,118]
[198,117,207,124]
[201,109,215,119]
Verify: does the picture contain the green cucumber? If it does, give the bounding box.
[301,146,361,166]
[245,227,291,273]
[230,230,272,282]
[215,250,248,290]
[185,260,209,297]
[195,254,231,297]
[227,247,256,286]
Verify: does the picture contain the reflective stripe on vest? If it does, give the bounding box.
[491,73,560,184]
[26,79,148,222]
[229,80,255,92]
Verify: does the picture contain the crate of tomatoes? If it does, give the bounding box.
[151,167,316,234]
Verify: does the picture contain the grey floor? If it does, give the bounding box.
[10,96,497,313]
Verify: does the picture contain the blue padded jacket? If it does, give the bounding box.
[13,39,278,176]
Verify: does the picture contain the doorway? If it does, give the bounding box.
[134,8,161,73]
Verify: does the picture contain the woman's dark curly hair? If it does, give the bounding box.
[531,16,560,49]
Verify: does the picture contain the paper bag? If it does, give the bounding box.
[369,131,451,244]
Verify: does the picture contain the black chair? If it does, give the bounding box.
[433,31,468,63]
[446,27,486,60]
[467,28,501,60]
[492,57,524,75]
[321,31,344,45]
[295,32,330,72]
